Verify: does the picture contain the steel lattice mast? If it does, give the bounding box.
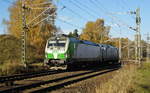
[21,0,27,67]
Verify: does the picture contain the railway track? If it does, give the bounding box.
[0,65,120,93]
[0,69,66,86]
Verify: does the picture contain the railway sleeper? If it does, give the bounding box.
[5,81,14,86]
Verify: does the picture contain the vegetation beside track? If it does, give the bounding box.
[132,62,150,93]
[50,64,136,93]
[0,35,46,76]
[96,62,150,93]
[50,62,150,93]
[0,61,47,76]
[95,64,136,93]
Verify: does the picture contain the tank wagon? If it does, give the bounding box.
[44,35,119,69]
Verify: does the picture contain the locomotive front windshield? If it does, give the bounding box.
[47,36,67,50]
[47,40,66,49]
[48,42,65,47]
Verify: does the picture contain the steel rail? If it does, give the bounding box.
[0,65,120,93]
[0,70,65,83]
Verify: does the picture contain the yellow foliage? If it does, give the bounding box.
[5,0,57,59]
[80,19,110,44]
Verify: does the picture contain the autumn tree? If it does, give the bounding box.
[68,32,73,37]
[80,19,110,43]
[68,29,79,38]
[4,0,57,60]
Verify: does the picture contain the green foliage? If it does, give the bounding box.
[73,29,79,38]
[68,32,73,37]
[68,29,79,38]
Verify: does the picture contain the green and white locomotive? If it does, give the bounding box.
[44,35,119,69]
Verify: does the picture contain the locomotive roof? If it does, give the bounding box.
[48,35,117,48]
[69,38,117,48]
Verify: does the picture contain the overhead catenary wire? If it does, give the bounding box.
[94,0,108,11]
[114,0,135,20]
[72,0,101,17]
[24,0,82,33]
[2,0,135,37]
[117,0,127,10]
[58,1,89,21]
[68,0,96,18]
[27,4,55,26]
[32,6,64,27]
[31,6,82,30]
[31,14,54,27]
[65,1,130,38]
[89,0,103,12]
[57,18,83,30]
[93,0,133,32]
[121,0,130,10]
[59,4,88,21]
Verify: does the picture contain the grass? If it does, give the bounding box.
[95,62,150,93]
[133,62,150,93]
[0,60,47,76]
[95,64,137,93]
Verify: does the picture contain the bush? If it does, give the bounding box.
[0,34,46,76]
[0,59,25,76]
[0,34,42,65]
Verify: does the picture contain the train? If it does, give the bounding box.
[44,34,120,69]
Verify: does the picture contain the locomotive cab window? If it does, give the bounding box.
[47,41,66,48]
[48,42,65,47]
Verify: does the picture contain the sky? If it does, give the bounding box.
[0,0,149,41]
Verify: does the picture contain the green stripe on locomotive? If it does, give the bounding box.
[47,53,54,58]
[58,53,66,59]
[46,53,67,60]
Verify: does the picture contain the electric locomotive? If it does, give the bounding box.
[44,35,119,69]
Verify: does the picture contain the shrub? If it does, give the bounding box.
[0,34,42,65]
[0,59,25,76]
